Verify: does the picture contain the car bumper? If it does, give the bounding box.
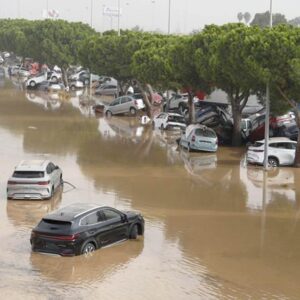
[7,186,52,200]
[190,142,218,152]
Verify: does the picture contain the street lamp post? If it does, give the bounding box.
[117,0,121,36]
[263,0,273,171]
[168,0,171,34]
[90,0,93,28]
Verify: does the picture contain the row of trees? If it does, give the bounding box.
[0,19,300,157]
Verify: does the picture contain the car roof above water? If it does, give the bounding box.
[44,203,103,222]
[15,160,50,172]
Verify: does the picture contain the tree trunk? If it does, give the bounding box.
[188,92,195,124]
[146,84,154,105]
[135,80,152,118]
[231,100,242,146]
[61,67,69,89]
[294,111,300,167]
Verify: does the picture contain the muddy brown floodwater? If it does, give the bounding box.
[1,81,300,299]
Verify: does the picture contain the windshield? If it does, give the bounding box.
[168,115,185,123]
[195,128,216,138]
[13,171,44,178]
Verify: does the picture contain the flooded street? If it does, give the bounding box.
[1,80,300,299]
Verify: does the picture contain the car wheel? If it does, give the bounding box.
[160,124,164,131]
[84,79,89,85]
[106,110,113,118]
[129,224,138,239]
[129,107,137,116]
[268,157,279,168]
[70,85,76,91]
[30,81,36,87]
[81,242,96,255]
[52,76,58,83]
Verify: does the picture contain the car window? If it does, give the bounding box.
[121,97,131,104]
[13,171,44,178]
[168,115,185,124]
[49,162,56,172]
[269,143,277,148]
[46,164,52,174]
[80,211,104,226]
[103,209,121,221]
[110,99,120,106]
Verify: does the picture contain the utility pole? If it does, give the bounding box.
[90,0,93,28]
[118,0,121,36]
[168,0,171,34]
[263,0,273,171]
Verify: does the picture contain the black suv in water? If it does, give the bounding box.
[30,203,144,256]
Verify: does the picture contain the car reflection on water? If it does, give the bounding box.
[6,186,63,229]
[26,91,62,110]
[30,237,144,284]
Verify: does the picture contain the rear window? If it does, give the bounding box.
[38,219,72,231]
[195,128,216,138]
[13,171,44,178]
[168,115,185,123]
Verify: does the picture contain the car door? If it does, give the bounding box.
[109,98,121,114]
[120,96,132,114]
[102,208,128,243]
[79,210,112,247]
[277,142,296,165]
[155,113,165,128]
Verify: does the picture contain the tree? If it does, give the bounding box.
[251,25,300,166]
[193,24,262,146]
[289,17,300,27]
[250,11,287,27]
[237,12,243,22]
[244,12,251,24]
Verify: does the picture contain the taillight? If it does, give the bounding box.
[34,232,80,241]
[37,180,50,185]
[191,135,196,142]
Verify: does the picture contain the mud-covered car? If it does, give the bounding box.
[30,203,145,256]
[7,160,63,200]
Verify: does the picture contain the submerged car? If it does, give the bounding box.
[153,113,186,130]
[104,95,145,117]
[30,203,145,256]
[179,124,218,152]
[246,137,296,167]
[7,160,63,200]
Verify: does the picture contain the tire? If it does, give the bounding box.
[70,85,76,91]
[268,157,279,168]
[106,110,113,118]
[81,242,96,255]
[129,107,136,116]
[129,224,138,239]
[30,81,36,87]
[52,76,58,83]
[160,124,164,131]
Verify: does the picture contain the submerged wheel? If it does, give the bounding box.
[129,224,138,239]
[50,186,54,198]
[106,110,112,118]
[30,81,36,87]
[268,157,279,168]
[129,107,136,116]
[81,242,96,255]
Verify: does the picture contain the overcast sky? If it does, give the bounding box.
[0,0,299,33]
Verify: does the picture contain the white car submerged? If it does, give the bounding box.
[247,137,296,167]
[153,113,186,130]
[7,160,63,200]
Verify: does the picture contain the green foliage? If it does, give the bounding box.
[250,11,287,28]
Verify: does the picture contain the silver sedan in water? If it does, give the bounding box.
[7,160,63,200]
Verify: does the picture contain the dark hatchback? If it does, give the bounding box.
[30,203,144,256]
